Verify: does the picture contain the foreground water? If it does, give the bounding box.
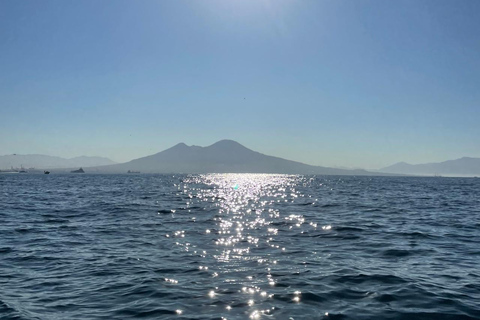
[0,174,479,320]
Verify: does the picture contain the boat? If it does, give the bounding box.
[71,168,85,173]
[44,171,50,174]
[127,170,140,174]
[19,166,27,173]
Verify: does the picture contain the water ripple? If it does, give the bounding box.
[0,174,479,319]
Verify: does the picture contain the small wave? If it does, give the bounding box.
[335,226,365,232]
[320,203,341,208]
[0,247,13,254]
[41,219,70,224]
[375,293,397,303]
[382,249,412,258]
[329,273,407,285]
[386,311,478,320]
[400,231,436,239]
[114,307,177,318]
[157,209,174,214]
[0,299,29,320]
[14,228,33,234]
[297,202,314,206]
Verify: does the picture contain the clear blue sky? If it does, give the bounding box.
[1,0,479,169]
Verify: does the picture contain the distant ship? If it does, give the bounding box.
[127,170,140,174]
[71,168,85,173]
[19,166,27,173]
[44,171,50,174]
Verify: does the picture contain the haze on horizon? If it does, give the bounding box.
[1,0,479,170]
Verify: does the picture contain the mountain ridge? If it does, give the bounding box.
[381,157,480,176]
[0,154,117,170]
[89,140,390,175]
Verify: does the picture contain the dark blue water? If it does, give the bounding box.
[1,174,479,320]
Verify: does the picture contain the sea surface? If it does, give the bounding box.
[0,174,479,320]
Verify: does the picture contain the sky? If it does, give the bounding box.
[1,0,479,169]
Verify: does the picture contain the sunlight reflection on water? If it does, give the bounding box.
[173,174,324,318]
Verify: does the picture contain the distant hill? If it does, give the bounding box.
[0,154,116,170]
[380,157,480,176]
[92,140,387,175]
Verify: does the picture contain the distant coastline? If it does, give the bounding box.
[2,141,479,177]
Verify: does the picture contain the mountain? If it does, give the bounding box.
[380,157,480,176]
[0,154,116,170]
[67,156,117,168]
[92,140,385,175]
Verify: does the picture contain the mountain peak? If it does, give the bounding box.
[208,140,246,149]
[174,142,187,147]
[167,142,189,150]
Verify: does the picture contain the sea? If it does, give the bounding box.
[0,174,479,320]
